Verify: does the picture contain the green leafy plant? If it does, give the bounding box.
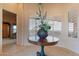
[36,3,51,32]
[39,21,51,32]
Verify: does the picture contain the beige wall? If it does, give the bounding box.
[2,3,18,13]
[17,4,38,46]
[17,4,24,45]
[0,4,3,52]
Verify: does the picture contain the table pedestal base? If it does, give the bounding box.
[37,45,46,56]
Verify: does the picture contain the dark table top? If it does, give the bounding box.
[28,40,58,46]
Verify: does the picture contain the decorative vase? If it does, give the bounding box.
[37,29,48,43]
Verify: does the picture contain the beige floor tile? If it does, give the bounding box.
[1,44,79,56]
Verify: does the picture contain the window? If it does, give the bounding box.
[29,19,41,30]
[68,22,74,33]
[53,21,62,32]
[47,20,61,42]
[29,18,61,42]
[48,20,53,31]
[13,25,16,33]
[48,20,62,32]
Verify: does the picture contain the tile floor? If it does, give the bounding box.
[1,39,79,56]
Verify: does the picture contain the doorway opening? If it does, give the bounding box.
[2,9,17,52]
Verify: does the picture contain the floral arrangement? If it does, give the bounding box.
[36,3,51,43]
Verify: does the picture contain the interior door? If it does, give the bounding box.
[3,23,10,38]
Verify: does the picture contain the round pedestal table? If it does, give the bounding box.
[28,40,58,56]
